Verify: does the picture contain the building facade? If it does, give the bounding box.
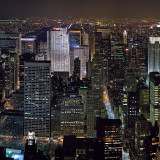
[24,61,51,137]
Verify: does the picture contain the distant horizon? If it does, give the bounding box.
[1,0,160,20]
[1,16,160,20]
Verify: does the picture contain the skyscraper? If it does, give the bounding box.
[123,30,127,45]
[74,57,80,77]
[69,30,82,49]
[60,95,84,137]
[148,37,160,74]
[86,54,104,138]
[127,91,139,132]
[135,115,152,159]
[96,118,122,160]
[0,33,22,90]
[73,45,89,79]
[69,30,82,75]
[149,72,160,125]
[47,28,70,74]
[1,49,17,99]
[24,61,51,137]
[97,28,111,39]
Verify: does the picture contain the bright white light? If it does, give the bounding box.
[12,153,24,160]
[21,38,35,41]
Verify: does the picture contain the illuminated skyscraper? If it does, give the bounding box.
[149,72,160,125]
[91,53,104,92]
[69,30,82,49]
[0,33,21,90]
[47,28,70,74]
[127,91,139,129]
[123,30,127,45]
[86,54,104,138]
[83,33,89,45]
[148,37,160,74]
[39,41,48,60]
[60,95,84,137]
[1,49,17,99]
[73,45,89,79]
[24,61,50,137]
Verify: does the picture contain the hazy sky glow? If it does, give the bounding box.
[1,0,160,18]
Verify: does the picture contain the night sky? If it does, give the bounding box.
[0,0,160,18]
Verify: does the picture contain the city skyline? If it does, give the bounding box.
[1,5,160,158]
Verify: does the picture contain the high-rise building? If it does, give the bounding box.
[86,89,97,138]
[74,57,80,77]
[94,32,111,85]
[149,72,160,125]
[86,54,105,138]
[0,33,21,55]
[127,91,139,129]
[39,41,48,60]
[73,45,89,79]
[0,110,23,137]
[24,131,49,160]
[124,69,138,92]
[97,28,111,39]
[83,33,89,45]
[24,61,51,137]
[24,131,37,158]
[21,38,35,54]
[95,32,102,55]
[135,115,152,159]
[134,47,148,81]
[148,37,160,74]
[47,28,70,74]
[69,30,82,75]
[91,53,104,92]
[69,30,82,49]
[96,118,122,160]
[0,33,21,91]
[156,25,160,36]
[1,49,17,99]
[123,30,127,45]
[139,87,150,120]
[157,122,160,159]
[19,53,35,91]
[60,95,84,137]
[62,136,96,160]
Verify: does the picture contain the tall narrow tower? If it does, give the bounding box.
[123,30,127,45]
[148,37,160,74]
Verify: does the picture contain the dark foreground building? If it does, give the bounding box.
[96,118,122,160]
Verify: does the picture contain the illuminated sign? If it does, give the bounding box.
[152,142,159,145]
[6,149,23,160]
[12,154,24,160]
[21,38,35,41]
[50,28,60,31]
